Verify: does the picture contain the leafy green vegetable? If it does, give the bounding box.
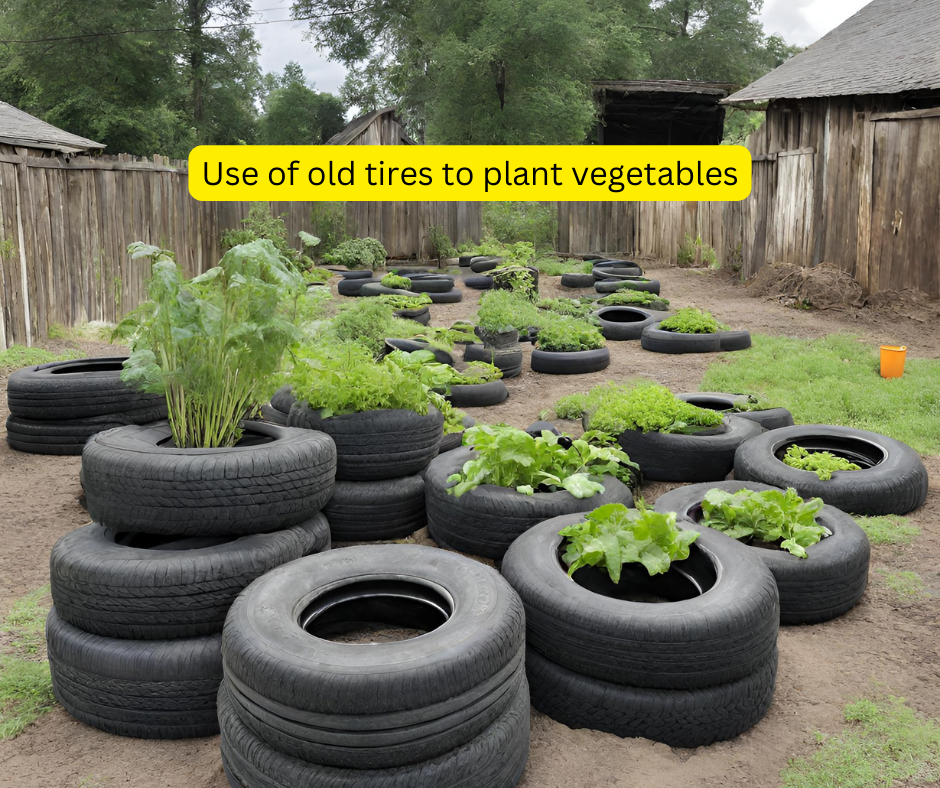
[700,487,830,558]
[560,502,699,582]
[380,273,412,290]
[375,293,433,310]
[428,391,469,435]
[658,307,727,335]
[476,290,541,334]
[446,424,638,498]
[221,203,314,272]
[597,290,669,308]
[538,297,595,318]
[783,445,861,480]
[536,315,605,352]
[732,394,778,412]
[115,240,302,448]
[303,267,333,284]
[384,349,501,394]
[488,265,538,299]
[322,237,387,270]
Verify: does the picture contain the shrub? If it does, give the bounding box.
[322,237,386,269]
[309,201,347,254]
[221,202,314,272]
[381,273,412,290]
[659,307,726,334]
[536,316,605,352]
[490,265,538,299]
[476,290,541,335]
[677,233,719,269]
[427,225,456,261]
[483,202,557,250]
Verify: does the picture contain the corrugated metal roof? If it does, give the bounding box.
[726,0,940,104]
[0,101,105,152]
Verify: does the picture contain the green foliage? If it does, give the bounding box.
[855,515,920,546]
[531,258,584,276]
[489,265,539,300]
[598,290,669,308]
[303,268,334,285]
[427,226,456,261]
[723,108,766,145]
[384,350,501,395]
[221,203,316,272]
[309,202,348,254]
[783,445,861,481]
[260,66,345,144]
[476,290,541,335]
[447,424,638,499]
[781,695,940,788]
[877,570,925,598]
[429,392,469,436]
[114,241,302,448]
[701,488,829,558]
[677,233,719,269]
[0,346,82,374]
[659,307,726,334]
[329,299,399,356]
[732,394,779,412]
[375,293,433,310]
[536,316,605,352]
[46,324,67,340]
[1,587,50,656]
[701,334,940,454]
[483,203,557,249]
[381,274,412,290]
[561,503,699,582]
[322,238,387,270]
[538,298,594,319]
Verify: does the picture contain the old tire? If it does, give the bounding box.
[50,515,330,640]
[531,348,610,375]
[323,476,426,541]
[337,278,379,296]
[641,325,722,354]
[82,422,337,536]
[458,256,474,267]
[463,275,494,290]
[470,259,499,274]
[654,480,871,625]
[5,413,163,456]
[383,338,455,366]
[405,276,455,294]
[596,307,658,341]
[394,306,431,325]
[288,403,443,482]
[718,330,752,352]
[501,513,779,689]
[360,283,414,298]
[338,270,374,280]
[47,607,222,739]
[425,447,634,559]
[464,343,522,379]
[560,273,595,289]
[221,544,527,770]
[734,425,928,515]
[447,380,509,408]
[593,260,643,276]
[595,279,661,295]
[440,417,475,454]
[676,393,795,431]
[426,288,463,304]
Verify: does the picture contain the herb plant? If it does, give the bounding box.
[783,445,861,480]
[476,290,541,335]
[658,308,727,335]
[322,237,387,270]
[538,298,594,318]
[536,316,605,352]
[381,273,412,290]
[447,424,638,499]
[598,290,669,308]
[700,487,830,558]
[560,502,699,581]
[115,241,302,448]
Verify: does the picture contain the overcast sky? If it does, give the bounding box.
[251,0,875,97]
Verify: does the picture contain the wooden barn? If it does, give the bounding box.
[724,0,940,296]
[325,107,418,146]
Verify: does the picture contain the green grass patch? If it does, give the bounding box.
[856,515,920,546]
[782,696,940,788]
[0,586,55,740]
[877,569,925,597]
[0,345,82,374]
[700,334,940,454]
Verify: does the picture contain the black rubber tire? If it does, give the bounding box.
[463,275,494,290]
[641,325,722,354]
[50,515,330,640]
[5,413,164,456]
[426,288,463,304]
[439,417,475,454]
[383,338,455,366]
[337,278,379,296]
[718,330,752,351]
[525,421,560,437]
[219,678,530,787]
[595,279,661,295]
[82,422,337,536]
[394,306,431,325]
[463,343,522,379]
[287,403,443,482]
[323,476,426,541]
[426,447,634,559]
[586,414,763,483]
[676,393,795,431]
[221,544,527,770]
[338,270,374,280]
[47,607,222,739]
[593,260,644,276]
[470,259,499,274]
[531,347,610,375]
[501,513,779,689]
[734,425,929,516]
[526,646,776,748]
[270,385,296,415]
[259,405,288,425]
[596,307,658,341]
[360,283,415,298]
[6,358,167,421]
[447,380,509,408]
[458,256,474,267]
[653,480,871,625]
[404,276,456,294]
[560,273,595,289]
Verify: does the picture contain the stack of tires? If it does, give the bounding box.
[46,420,337,738]
[502,515,780,747]
[401,272,463,304]
[5,358,167,455]
[287,394,445,542]
[219,545,531,788]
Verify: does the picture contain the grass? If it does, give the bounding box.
[700,334,940,454]
[782,696,940,788]
[856,515,920,546]
[877,569,925,597]
[0,345,83,374]
[0,586,55,740]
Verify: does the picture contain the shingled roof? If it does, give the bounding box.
[726,0,940,104]
[0,101,105,153]
[325,107,417,145]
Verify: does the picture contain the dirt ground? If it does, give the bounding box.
[0,263,938,788]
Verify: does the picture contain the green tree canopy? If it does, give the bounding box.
[260,62,346,144]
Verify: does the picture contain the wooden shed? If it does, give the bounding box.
[0,100,105,157]
[325,107,418,146]
[724,0,940,296]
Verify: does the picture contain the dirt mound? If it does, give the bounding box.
[748,262,864,309]
[863,288,940,323]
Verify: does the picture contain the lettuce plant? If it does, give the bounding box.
[783,445,861,480]
[380,273,412,290]
[659,308,727,335]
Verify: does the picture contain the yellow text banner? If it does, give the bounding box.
[188,145,752,202]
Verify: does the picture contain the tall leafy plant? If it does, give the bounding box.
[115,240,303,449]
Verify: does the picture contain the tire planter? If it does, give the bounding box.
[584,414,763,483]
[338,270,374,280]
[220,544,529,773]
[82,422,337,536]
[531,347,610,375]
[383,338,455,366]
[49,515,331,640]
[404,275,456,294]
[425,447,634,559]
[654,480,871,625]
[288,403,443,482]
[501,513,779,690]
[469,258,500,273]
[458,256,474,267]
[47,607,222,739]
[323,476,426,541]
[439,416,476,454]
[5,413,164,456]
[676,393,794,431]
[270,385,296,415]
[593,260,644,276]
[260,405,288,426]
[359,283,415,298]
[394,305,431,325]
[719,329,752,352]
[560,272,595,289]
[462,275,493,290]
[464,342,522,379]
[640,324,722,354]
[595,307,658,341]
[734,425,929,515]
[446,380,509,408]
[595,279,661,295]
[337,278,379,297]
[525,421,560,437]
[426,288,463,304]
[6,357,167,421]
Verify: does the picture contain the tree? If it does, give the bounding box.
[260,64,346,144]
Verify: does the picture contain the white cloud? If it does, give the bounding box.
[759,0,873,46]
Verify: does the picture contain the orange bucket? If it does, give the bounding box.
[880,345,907,378]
